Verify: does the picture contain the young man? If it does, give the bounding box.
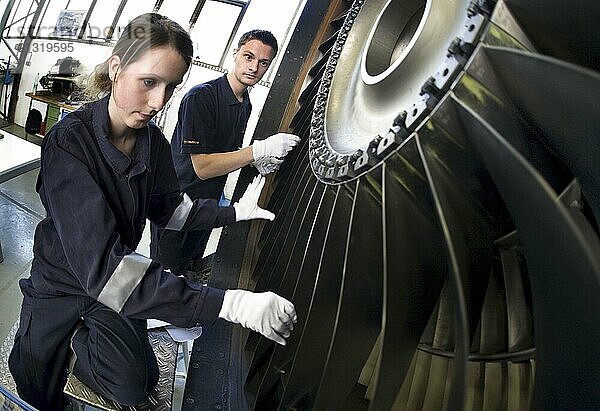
[151,30,299,276]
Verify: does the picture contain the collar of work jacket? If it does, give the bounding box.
[92,95,151,178]
[219,74,251,107]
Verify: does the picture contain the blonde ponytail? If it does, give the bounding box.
[84,60,112,100]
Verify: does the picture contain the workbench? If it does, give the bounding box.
[25,91,80,135]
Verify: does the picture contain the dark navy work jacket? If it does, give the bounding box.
[26,95,235,328]
[171,75,251,200]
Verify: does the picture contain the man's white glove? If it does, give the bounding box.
[252,133,300,160]
[233,175,275,222]
[218,290,297,345]
[252,156,284,175]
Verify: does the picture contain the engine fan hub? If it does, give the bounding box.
[313,0,486,181]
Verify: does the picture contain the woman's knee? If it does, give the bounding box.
[107,381,152,406]
[72,313,159,405]
[98,361,158,406]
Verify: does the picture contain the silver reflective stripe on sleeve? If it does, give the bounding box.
[164,193,193,231]
[97,252,152,313]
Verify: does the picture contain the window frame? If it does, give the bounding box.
[1,0,254,67]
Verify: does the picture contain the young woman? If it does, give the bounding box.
[8,13,296,410]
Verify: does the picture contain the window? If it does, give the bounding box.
[84,0,121,39]
[191,1,244,66]
[36,0,94,37]
[113,0,156,39]
[157,0,197,31]
[234,0,305,83]
[5,0,38,37]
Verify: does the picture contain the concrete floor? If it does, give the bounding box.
[0,168,41,344]
[0,128,187,410]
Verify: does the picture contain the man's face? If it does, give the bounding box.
[231,39,275,88]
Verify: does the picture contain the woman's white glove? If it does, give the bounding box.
[252,133,300,160]
[218,290,297,345]
[233,176,275,222]
[252,156,284,175]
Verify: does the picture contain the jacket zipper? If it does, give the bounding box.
[125,173,137,239]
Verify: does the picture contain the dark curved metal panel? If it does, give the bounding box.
[456,49,573,194]
[245,180,324,405]
[482,45,600,226]
[313,167,383,410]
[466,362,487,410]
[251,161,315,288]
[478,260,507,355]
[278,182,356,410]
[481,362,507,410]
[503,0,600,70]
[506,362,534,410]
[453,95,600,409]
[497,242,534,353]
[415,133,481,410]
[369,139,447,411]
[184,1,600,408]
[260,144,310,221]
[251,185,336,409]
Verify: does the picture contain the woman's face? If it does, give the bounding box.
[108,46,188,136]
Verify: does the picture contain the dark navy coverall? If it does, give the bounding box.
[8,95,236,410]
[151,75,251,274]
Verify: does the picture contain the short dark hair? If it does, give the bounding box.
[237,29,278,57]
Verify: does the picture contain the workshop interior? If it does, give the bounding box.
[0,0,599,410]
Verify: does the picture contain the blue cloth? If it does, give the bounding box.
[153,75,251,273]
[171,74,251,201]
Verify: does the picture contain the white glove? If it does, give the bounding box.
[218,290,297,345]
[252,133,300,160]
[233,175,275,222]
[252,156,284,175]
